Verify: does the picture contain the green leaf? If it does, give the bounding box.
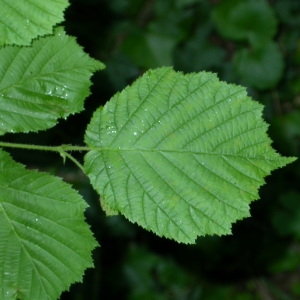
[233,41,284,90]
[0,27,104,136]
[0,0,69,46]
[0,149,97,300]
[212,0,277,47]
[84,67,295,244]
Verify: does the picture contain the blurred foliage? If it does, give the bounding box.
[4,0,300,299]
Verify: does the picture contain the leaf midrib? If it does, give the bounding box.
[90,146,277,161]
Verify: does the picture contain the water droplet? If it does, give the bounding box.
[106,126,117,135]
[24,19,30,29]
[46,90,53,96]
[133,132,138,136]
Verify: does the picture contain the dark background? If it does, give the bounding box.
[10,0,300,299]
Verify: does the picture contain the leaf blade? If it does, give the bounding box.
[0,0,69,46]
[0,149,98,299]
[84,67,295,243]
[0,27,104,136]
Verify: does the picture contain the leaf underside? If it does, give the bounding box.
[0,150,97,300]
[84,67,295,244]
[0,0,69,46]
[0,27,104,136]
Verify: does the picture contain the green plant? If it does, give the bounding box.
[0,1,297,299]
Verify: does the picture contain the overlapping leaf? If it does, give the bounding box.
[0,0,69,46]
[0,149,97,300]
[0,27,104,136]
[84,67,295,244]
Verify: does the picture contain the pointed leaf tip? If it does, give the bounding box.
[84,67,295,243]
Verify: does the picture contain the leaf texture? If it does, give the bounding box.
[0,0,69,46]
[84,67,295,244]
[0,27,104,136]
[0,150,97,300]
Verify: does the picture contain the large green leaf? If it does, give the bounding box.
[0,0,69,46]
[212,0,277,47]
[0,27,104,136]
[84,67,295,244]
[0,149,97,300]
